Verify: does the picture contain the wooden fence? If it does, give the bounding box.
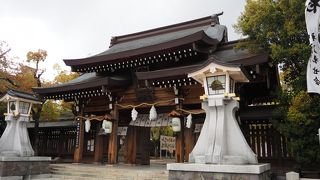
[240,119,294,167]
[29,127,77,157]
[1,118,295,166]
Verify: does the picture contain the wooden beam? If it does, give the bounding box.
[108,106,119,164]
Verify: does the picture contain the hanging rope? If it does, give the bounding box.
[115,98,179,108]
[177,108,205,115]
[75,98,205,123]
[75,115,108,121]
[116,98,205,115]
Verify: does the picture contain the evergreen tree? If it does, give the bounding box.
[235,0,320,170]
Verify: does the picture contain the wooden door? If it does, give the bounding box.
[135,127,151,165]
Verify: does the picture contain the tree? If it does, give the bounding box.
[26,49,47,155]
[40,100,61,121]
[52,63,79,84]
[12,65,37,93]
[0,41,18,92]
[0,41,17,131]
[0,41,12,71]
[26,49,47,87]
[235,0,310,90]
[50,63,79,118]
[235,0,320,170]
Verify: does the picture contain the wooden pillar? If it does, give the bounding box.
[126,126,137,164]
[94,122,103,163]
[175,117,184,163]
[108,106,119,164]
[184,124,194,162]
[73,115,84,162]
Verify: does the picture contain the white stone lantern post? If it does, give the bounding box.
[187,61,258,165]
[0,89,42,157]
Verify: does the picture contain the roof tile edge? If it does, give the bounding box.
[109,14,220,47]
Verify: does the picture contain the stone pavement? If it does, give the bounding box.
[49,161,169,180]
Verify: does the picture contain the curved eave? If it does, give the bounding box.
[136,64,201,80]
[225,53,269,66]
[64,31,219,67]
[33,77,130,95]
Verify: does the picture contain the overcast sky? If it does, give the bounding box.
[0,0,246,80]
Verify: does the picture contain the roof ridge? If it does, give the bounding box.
[109,14,220,47]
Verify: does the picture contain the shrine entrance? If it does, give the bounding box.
[118,113,175,165]
[83,120,109,163]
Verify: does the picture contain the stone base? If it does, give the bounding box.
[0,156,51,178]
[167,163,271,180]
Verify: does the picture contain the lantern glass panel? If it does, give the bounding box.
[9,101,16,113]
[206,75,226,95]
[19,101,30,114]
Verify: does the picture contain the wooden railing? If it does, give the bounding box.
[240,119,294,166]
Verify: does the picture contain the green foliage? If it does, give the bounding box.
[151,126,174,142]
[150,126,174,157]
[236,0,320,169]
[40,100,61,121]
[274,91,320,169]
[52,63,79,84]
[235,0,310,90]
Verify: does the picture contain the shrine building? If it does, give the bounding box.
[33,14,286,165]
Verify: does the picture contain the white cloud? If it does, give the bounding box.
[0,0,246,81]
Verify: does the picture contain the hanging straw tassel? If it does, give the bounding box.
[186,114,192,128]
[149,105,157,121]
[85,119,91,132]
[131,107,138,121]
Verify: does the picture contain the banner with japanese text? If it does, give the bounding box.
[305,0,320,93]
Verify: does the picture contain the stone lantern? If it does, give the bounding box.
[187,61,258,165]
[0,89,42,157]
[0,90,51,179]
